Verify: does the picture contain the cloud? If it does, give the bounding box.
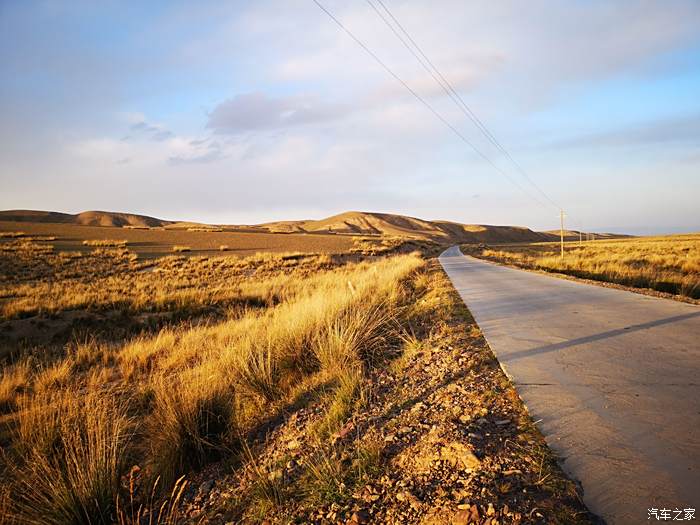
[167,138,226,165]
[206,92,348,134]
[129,120,175,142]
[168,149,222,165]
[3,0,700,231]
[554,113,700,149]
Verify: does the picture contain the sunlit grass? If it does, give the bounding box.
[467,233,700,298]
[0,249,426,522]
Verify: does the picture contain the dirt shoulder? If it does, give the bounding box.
[180,260,597,524]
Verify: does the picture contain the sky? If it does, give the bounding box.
[1,0,699,234]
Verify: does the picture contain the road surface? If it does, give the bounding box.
[439,246,700,524]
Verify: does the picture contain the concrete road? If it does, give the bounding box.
[439,246,700,524]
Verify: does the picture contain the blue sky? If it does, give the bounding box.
[1,0,699,234]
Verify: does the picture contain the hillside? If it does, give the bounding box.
[541,229,629,240]
[262,211,554,244]
[0,209,170,228]
[1,208,620,244]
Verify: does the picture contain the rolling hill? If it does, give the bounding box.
[262,211,556,243]
[0,210,170,228]
[0,209,619,244]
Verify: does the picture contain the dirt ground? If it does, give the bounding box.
[0,221,356,258]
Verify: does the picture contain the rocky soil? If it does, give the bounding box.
[174,262,598,524]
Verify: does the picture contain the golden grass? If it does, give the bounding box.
[82,239,128,247]
[0,220,356,257]
[4,390,132,524]
[0,248,336,319]
[148,373,236,487]
[0,248,426,522]
[467,233,700,299]
[0,231,26,238]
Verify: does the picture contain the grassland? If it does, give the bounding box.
[463,233,700,300]
[0,229,595,523]
[0,220,356,259]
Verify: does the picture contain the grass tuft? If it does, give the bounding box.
[4,391,132,525]
[148,373,236,488]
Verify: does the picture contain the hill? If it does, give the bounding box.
[0,209,622,244]
[262,211,554,244]
[0,210,170,228]
[541,229,629,240]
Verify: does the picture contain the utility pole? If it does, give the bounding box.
[560,209,565,258]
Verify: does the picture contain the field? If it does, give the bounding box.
[0,229,595,524]
[463,233,700,299]
[0,221,357,259]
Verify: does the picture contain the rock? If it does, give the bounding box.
[267,468,283,481]
[194,479,214,502]
[440,442,481,471]
[350,510,370,523]
[495,419,510,426]
[502,469,522,476]
[335,421,355,439]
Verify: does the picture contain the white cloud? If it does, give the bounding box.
[2,0,699,231]
[207,92,350,134]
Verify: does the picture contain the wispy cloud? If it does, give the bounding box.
[129,120,175,142]
[206,92,349,134]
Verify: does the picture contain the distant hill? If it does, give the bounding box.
[261,211,555,244]
[0,209,624,244]
[0,210,170,228]
[541,229,631,241]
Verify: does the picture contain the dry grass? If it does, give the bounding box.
[171,245,191,252]
[83,239,128,247]
[148,373,236,487]
[3,390,132,524]
[0,245,425,522]
[465,233,700,299]
[0,219,356,258]
[0,246,335,319]
[0,231,26,238]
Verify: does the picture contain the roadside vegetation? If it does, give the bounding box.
[463,233,700,300]
[0,238,594,523]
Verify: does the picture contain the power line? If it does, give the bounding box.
[311,0,548,208]
[368,0,562,211]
